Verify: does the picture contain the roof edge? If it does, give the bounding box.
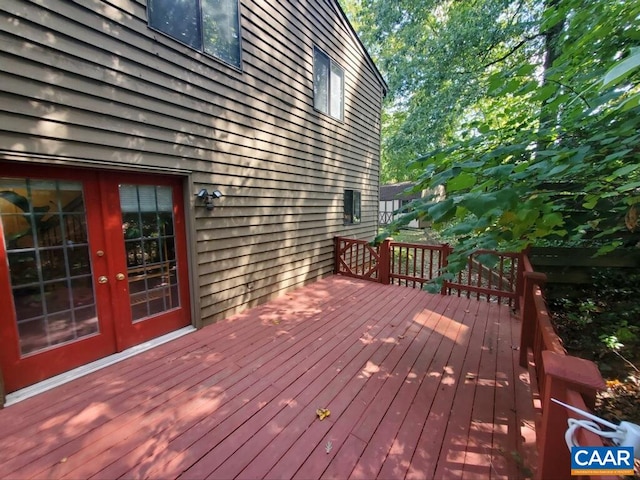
[328,0,388,96]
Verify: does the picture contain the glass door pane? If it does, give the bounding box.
[119,184,180,322]
[0,178,98,356]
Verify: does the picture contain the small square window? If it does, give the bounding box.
[344,190,361,225]
[314,47,344,121]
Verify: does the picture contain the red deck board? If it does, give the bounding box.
[238,310,405,479]
[375,294,454,480]
[488,300,520,479]
[429,296,488,480]
[291,290,438,480]
[349,296,450,479]
[208,287,418,479]
[450,300,498,480]
[0,276,535,480]
[405,296,480,480]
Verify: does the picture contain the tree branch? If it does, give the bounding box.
[481,33,544,70]
[544,78,592,108]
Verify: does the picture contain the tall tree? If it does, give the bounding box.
[341,0,542,183]
[399,0,640,270]
[341,0,640,272]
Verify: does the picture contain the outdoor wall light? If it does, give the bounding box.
[195,188,223,210]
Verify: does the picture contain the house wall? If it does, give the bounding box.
[0,0,383,324]
[379,200,419,228]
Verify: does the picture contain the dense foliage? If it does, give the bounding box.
[341,0,640,267]
[546,271,640,424]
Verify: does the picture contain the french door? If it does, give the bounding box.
[0,165,191,393]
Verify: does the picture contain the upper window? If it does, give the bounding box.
[313,47,344,121]
[344,189,361,225]
[148,0,242,69]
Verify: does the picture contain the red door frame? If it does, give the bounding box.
[99,172,191,351]
[0,164,191,393]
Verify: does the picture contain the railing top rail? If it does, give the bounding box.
[470,249,521,259]
[335,236,373,245]
[389,241,447,250]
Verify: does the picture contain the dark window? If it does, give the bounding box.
[148,0,241,68]
[344,190,361,225]
[314,47,344,120]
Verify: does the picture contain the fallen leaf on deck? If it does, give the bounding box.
[316,408,331,420]
[325,441,333,453]
[465,373,477,381]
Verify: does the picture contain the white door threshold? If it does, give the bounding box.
[4,326,196,407]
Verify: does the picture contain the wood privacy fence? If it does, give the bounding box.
[529,246,640,284]
[335,236,613,480]
[334,236,522,306]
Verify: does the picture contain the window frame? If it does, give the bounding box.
[313,46,344,121]
[344,189,361,225]
[147,0,243,70]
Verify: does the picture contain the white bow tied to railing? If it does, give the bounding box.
[552,398,640,458]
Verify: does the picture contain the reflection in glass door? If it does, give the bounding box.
[0,168,191,393]
[0,178,98,356]
[119,185,180,322]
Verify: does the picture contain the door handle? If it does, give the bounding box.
[116,273,126,281]
[98,276,108,284]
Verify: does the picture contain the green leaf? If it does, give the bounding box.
[483,165,514,178]
[603,48,640,89]
[447,172,476,192]
[596,241,623,255]
[542,213,564,228]
[548,164,569,176]
[620,93,640,112]
[427,198,455,222]
[609,163,639,179]
[475,253,499,269]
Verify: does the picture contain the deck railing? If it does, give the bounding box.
[518,258,610,480]
[334,237,521,305]
[335,236,614,479]
[334,237,380,281]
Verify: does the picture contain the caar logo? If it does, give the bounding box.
[571,446,634,476]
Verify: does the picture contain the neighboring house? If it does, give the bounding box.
[379,182,422,228]
[379,182,445,228]
[0,0,386,401]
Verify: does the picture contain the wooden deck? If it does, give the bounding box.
[0,276,536,479]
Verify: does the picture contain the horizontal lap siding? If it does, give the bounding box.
[0,0,383,323]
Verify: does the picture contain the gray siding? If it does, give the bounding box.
[0,0,384,323]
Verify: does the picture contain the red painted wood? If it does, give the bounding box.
[431,297,487,479]
[0,277,533,480]
[512,314,538,479]
[405,297,479,480]
[83,280,383,479]
[239,291,418,479]
[290,291,442,480]
[349,296,450,479]
[98,172,192,351]
[488,301,520,479]
[0,166,192,393]
[375,295,455,480]
[0,165,117,392]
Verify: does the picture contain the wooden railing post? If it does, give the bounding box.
[440,244,451,295]
[333,236,341,274]
[378,238,392,285]
[537,351,606,480]
[519,271,547,367]
[0,368,4,408]
[515,249,529,311]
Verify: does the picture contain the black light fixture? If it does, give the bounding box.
[195,188,223,210]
